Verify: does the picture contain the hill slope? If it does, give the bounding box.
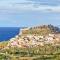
[21,24,60,35]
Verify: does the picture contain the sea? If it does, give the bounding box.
[0,27,20,42]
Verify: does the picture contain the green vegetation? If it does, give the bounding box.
[0,44,60,60]
[0,41,8,49]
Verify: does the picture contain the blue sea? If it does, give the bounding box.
[0,27,20,42]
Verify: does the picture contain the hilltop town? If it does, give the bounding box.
[0,25,60,60]
[6,24,60,48]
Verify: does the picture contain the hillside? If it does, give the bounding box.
[21,24,60,36]
[4,24,60,48]
[0,25,60,60]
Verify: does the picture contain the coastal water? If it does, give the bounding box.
[0,27,20,42]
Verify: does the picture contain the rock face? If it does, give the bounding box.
[7,25,60,48]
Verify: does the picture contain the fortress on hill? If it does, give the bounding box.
[19,25,60,36]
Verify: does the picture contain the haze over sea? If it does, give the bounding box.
[0,27,20,42]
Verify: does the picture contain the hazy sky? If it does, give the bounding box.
[0,0,60,27]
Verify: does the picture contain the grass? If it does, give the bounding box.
[0,44,60,60]
[0,41,8,49]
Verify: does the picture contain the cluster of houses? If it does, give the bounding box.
[7,33,60,48]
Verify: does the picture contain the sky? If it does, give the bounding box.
[0,0,60,27]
